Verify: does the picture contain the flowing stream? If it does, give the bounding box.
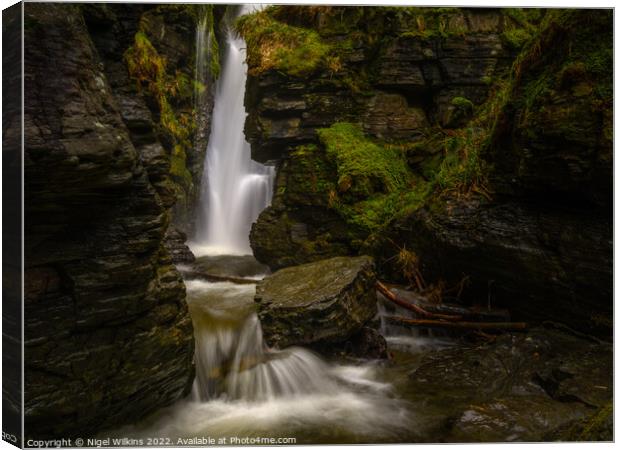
[192,5,274,257]
[112,6,445,444]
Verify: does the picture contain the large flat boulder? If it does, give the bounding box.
[255,256,377,349]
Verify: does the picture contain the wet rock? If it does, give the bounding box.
[375,10,613,337]
[362,92,429,140]
[406,327,612,442]
[341,327,388,359]
[83,3,219,234]
[244,8,521,270]
[24,4,194,439]
[380,197,612,336]
[256,256,377,349]
[164,229,195,264]
[489,11,612,208]
[187,254,270,281]
[251,203,354,271]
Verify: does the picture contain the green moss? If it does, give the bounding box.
[451,96,474,112]
[317,123,411,199]
[170,144,193,190]
[337,182,431,232]
[501,28,532,50]
[125,24,198,200]
[153,4,203,21]
[503,9,612,130]
[434,128,487,196]
[560,402,613,441]
[391,7,466,38]
[193,5,221,80]
[125,30,195,143]
[295,123,433,236]
[286,144,337,206]
[235,10,333,77]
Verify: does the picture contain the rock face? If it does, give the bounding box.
[243,8,612,337]
[255,256,377,349]
[24,4,195,438]
[405,327,612,442]
[245,8,520,269]
[83,4,221,236]
[164,228,196,265]
[376,10,613,336]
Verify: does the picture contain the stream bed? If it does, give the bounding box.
[109,256,612,444]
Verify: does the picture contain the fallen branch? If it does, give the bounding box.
[376,281,462,321]
[387,316,527,331]
[380,283,511,322]
[425,303,510,322]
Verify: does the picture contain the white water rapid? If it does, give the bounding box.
[112,279,414,443]
[192,5,274,257]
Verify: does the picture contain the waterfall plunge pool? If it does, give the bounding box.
[106,257,606,444]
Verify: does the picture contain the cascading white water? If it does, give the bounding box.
[193,6,275,257]
[111,278,410,442]
[188,280,355,403]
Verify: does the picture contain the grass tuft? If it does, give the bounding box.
[235,10,333,77]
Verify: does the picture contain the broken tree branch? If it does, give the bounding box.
[376,281,462,321]
[387,316,527,331]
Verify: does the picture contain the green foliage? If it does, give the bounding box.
[501,28,532,50]
[434,128,488,197]
[235,10,334,77]
[124,25,198,199]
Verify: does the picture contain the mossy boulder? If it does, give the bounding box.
[255,256,377,349]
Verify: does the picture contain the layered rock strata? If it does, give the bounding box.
[24,4,196,438]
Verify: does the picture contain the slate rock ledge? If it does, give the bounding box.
[255,256,377,349]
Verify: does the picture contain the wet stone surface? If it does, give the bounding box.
[255,256,378,349]
[382,326,613,442]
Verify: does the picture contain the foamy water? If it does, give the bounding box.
[111,279,416,443]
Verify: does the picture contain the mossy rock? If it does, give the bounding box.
[256,256,377,349]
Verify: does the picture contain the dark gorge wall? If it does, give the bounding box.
[82,3,222,237]
[242,7,612,336]
[244,7,525,267]
[23,3,216,438]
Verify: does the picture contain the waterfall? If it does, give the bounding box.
[191,310,344,402]
[124,5,412,442]
[185,279,391,404]
[192,5,275,257]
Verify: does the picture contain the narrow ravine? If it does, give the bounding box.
[22,4,612,443]
[106,6,613,444]
[110,6,419,444]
